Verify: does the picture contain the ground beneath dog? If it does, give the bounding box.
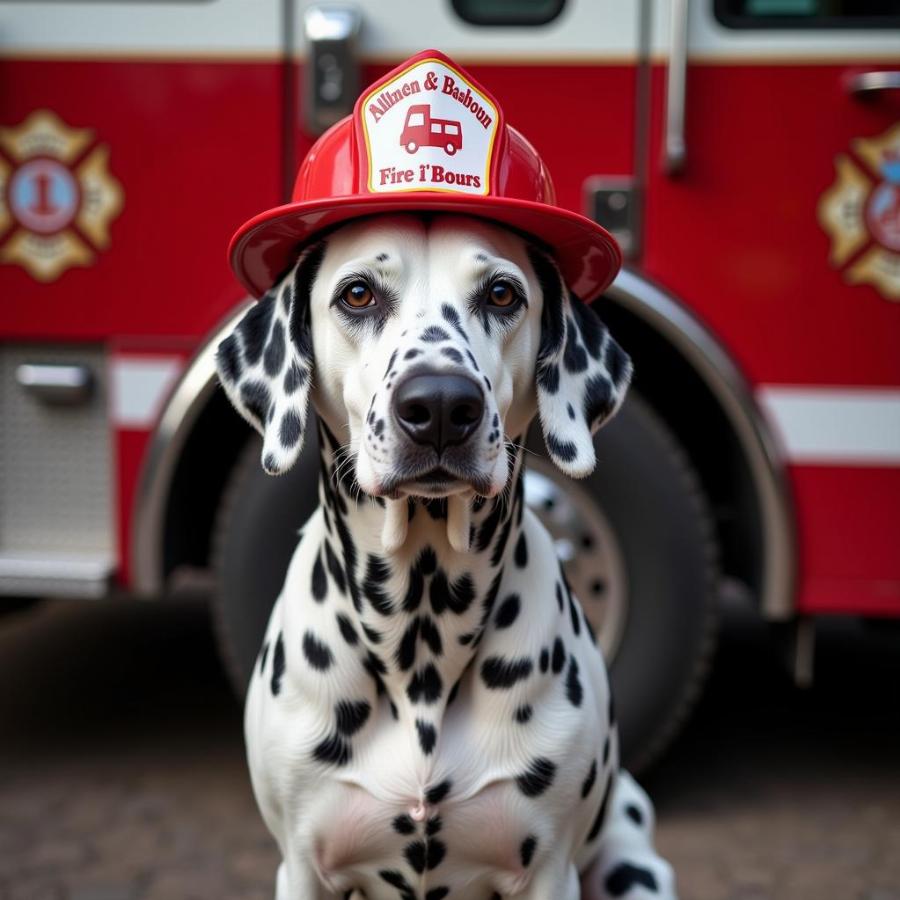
[0,597,898,900]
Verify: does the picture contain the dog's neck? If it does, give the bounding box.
[313,422,527,726]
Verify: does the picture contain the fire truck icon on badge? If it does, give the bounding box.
[401,104,463,156]
[0,109,123,282]
[819,123,900,302]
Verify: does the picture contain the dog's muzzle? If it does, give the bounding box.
[392,372,485,454]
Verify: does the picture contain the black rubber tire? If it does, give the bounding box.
[571,394,719,771]
[210,429,321,697]
[211,396,718,771]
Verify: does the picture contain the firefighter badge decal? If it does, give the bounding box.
[0,109,123,282]
[360,55,499,196]
[819,123,900,302]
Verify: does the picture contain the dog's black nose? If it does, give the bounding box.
[392,373,485,452]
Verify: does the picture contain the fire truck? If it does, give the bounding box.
[1,0,898,769]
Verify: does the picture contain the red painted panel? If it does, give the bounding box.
[641,61,900,615]
[642,62,900,388]
[789,465,900,616]
[1,59,283,341]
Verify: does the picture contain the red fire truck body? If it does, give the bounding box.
[2,1,898,762]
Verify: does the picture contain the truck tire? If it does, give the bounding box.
[211,395,718,770]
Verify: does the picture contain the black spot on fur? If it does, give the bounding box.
[335,612,358,646]
[384,348,399,378]
[625,803,645,826]
[556,582,564,612]
[605,863,658,896]
[529,246,565,361]
[420,615,443,655]
[302,631,334,671]
[403,564,424,613]
[239,380,270,428]
[440,303,469,343]
[416,719,437,754]
[406,840,428,874]
[361,622,382,644]
[427,838,446,869]
[515,704,533,724]
[393,814,415,835]
[587,774,613,842]
[537,361,560,394]
[263,319,286,377]
[270,632,285,696]
[539,647,549,673]
[289,243,324,360]
[520,835,538,867]
[363,554,393,616]
[551,637,566,674]
[421,325,450,342]
[481,655,533,689]
[605,336,630,386]
[426,779,451,804]
[440,346,464,364]
[258,641,269,675]
[515,758,556,797]
[407,663,443,704]
[283,360,305,394]
[279,409,303,447]
[397,618,420,671]
[311,550,327,601]
[584,372,615,426]
[239,293,275,365]
[545,431,578,463]
[312,732,351,766]
[335,699,370,736]
[216,335,241,383]
[426,888,450,900]
[324,541,346,594]
[514,532,528,568]
[581,760,598,798]
[603,735,611,766]
[419,546,437,575]
[563,315,589,374]
[569,596,582,636]
[494,593,520,629]
[379,869,412,891]
[404,348,422,360]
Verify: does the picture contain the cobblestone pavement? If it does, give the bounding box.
[0,597,898,900]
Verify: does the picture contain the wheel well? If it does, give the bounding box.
[162,388,252,580]
[599,300,765,604]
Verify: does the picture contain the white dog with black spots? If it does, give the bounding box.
[216,214,677,900]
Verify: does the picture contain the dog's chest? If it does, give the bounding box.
[310,690,568,899]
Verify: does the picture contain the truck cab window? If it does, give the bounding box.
[715,0,900,28]
[451,0,565,27]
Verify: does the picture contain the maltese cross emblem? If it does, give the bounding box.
[818,123,900,302]
[0,109,123,282]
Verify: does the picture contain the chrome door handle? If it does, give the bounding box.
[16,362,94,405]
[663,0,689,176]
[847,70,900,97]
[303,4,362,136]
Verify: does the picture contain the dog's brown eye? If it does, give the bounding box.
[488,281,516,307]
[342,282,374,309]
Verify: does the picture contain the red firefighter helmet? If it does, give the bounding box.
[229,49,621,302]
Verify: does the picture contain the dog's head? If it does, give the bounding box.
[216,214,631,498]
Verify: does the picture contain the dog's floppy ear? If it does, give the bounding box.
[529,247,632,478]
[215,243,325,475]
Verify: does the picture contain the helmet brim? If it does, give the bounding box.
[228,192,621,302]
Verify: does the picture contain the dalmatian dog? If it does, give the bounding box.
[216,213,677,900]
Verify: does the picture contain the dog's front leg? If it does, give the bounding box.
[578,772,677,900]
